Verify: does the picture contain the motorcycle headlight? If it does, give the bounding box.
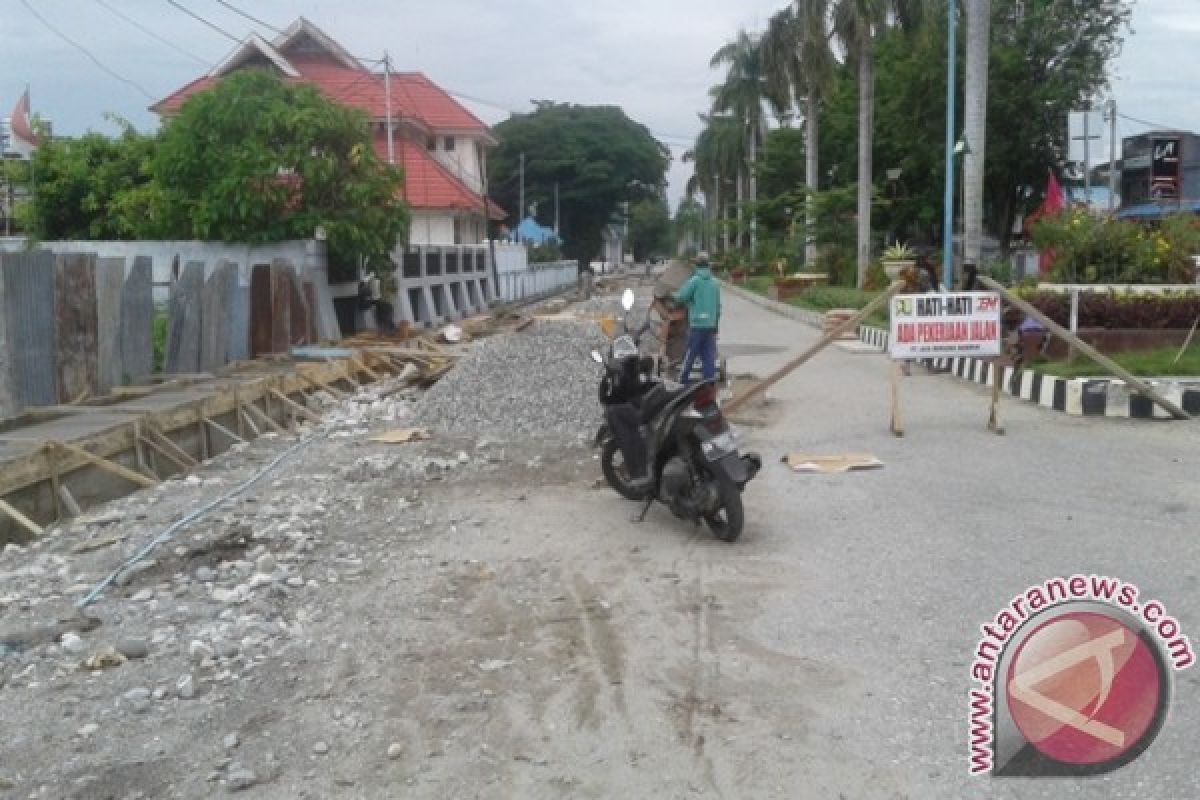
[612,336,638,359]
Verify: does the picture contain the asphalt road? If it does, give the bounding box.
[703,287,1200,798]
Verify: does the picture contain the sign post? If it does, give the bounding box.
[889,290,1004,433]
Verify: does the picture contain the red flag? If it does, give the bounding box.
[8,89,37,156]
[1043,170,1065,216]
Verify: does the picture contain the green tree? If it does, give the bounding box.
[710,30,783,253]
[628,196,670,261]
[673,194,707,256]
[23,117,156,240]
[146,70,407,280]
[684,114,744,254]
[489,103,669,268]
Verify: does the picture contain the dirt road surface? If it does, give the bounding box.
[2,285,1199,799]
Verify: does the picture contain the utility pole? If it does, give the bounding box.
[1071,108,1101,210]
[383,52,395,165]
[1108,98,1118,213]
[942,0,957,290]
[554,181,559,236]
[519,153,525,222]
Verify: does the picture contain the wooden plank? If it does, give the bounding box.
[145,427,198,468]
[244,400,286,434]
[204,416,245,444]
[298,368,347,399]
[0,497,43,537]
[138,433,192,472]
[724,282,904,415]
[50,441,158,489]
[350,355,382,382]
[979,276,1191,420]
[239,407,262,438]
[269,388,322,424]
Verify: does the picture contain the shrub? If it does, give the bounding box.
[1031,210,1200,284]
[1019,289,1200,329]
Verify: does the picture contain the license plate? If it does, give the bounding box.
[701,431,736,461]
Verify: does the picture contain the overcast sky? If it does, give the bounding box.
[2,0,1198,210]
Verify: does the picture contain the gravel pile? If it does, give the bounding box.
[413,319,607,441]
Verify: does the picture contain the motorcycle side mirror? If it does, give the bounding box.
[621,288,635,311]
[590,350,604,364]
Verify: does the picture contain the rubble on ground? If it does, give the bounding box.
[412,319,609,441]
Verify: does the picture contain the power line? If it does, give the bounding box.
[166,0,240,43]
[1116,111,1186,133]
[92,0,210,66]
[212,0,283,36]
[19,0,157,100]
[434,86,694,147]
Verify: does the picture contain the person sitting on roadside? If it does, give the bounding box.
[673,252,721,386]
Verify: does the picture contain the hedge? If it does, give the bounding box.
[1020,290,1200,329]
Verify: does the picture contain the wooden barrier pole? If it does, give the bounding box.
[0,497,43,537]
[988,359,1005,435]
[890,362,904,437]
[269,389,322,424]
[724,281,905,415]
[978,276,1191,420]
[204,416,246,445]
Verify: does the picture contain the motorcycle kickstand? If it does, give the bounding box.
[631,494,655,524]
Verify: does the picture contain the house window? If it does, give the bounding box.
[444,137,456,152]
[426,136,437,151]
[453,217,463,245]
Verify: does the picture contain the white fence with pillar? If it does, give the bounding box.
[492,241,577,304]
[390,244,494,327]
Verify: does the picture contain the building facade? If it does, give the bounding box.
[151,18,504,247]
[1118,130,1200,219]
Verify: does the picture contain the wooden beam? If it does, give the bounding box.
[244,401,286,434]
[144,427,198,468]
[49,441,158,489]
[0,497,43,537]
[137,434,192,473]
[240,407,262,438]
[299,369,347,399]
[351,354,383,382]
[204,416,246,445]
[58,484,83,518]
[269,389,322,424]
[979,276,1191,420]
[724,281,904,415]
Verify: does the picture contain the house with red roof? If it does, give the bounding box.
[150,18,504,247]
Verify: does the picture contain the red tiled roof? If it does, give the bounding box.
[376,135,504,218]
[151,60,487,135]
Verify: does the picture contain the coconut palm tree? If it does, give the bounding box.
[832,0,925,287]
[710,30,783,254]
[963,0,991,272]
[684,114,744,253]
[762,1,836,267]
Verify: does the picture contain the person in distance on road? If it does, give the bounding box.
[673,251,721,386]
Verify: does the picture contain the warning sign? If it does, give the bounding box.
[889,292,1002,359]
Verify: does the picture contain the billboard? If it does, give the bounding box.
[1150,137,1182,201]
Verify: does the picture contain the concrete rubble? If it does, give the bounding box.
[0,285,634,797]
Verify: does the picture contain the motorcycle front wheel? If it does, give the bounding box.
[703,471,744,542]
[601,439,646,502]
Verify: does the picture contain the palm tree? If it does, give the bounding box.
[833,0,886,288]
[762,1,836,267]
[833,0,925,287]
[710,30,782,255]
[963,0,991,272]
[685,114,744,254]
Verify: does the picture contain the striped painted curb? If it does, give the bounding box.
[720,281,1198,419]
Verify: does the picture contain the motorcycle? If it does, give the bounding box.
[591,289,761,542]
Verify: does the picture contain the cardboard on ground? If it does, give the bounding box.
[783,453,884,473]
[369,428,432,444]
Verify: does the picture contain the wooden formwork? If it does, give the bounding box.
[0,349,415,541]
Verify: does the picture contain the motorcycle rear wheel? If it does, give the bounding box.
[704,471,744,542]
[601,439,646,502]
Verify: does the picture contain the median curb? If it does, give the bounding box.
[722,280,1199,419]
